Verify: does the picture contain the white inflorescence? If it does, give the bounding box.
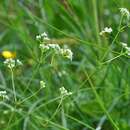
[36,32,50,41]
[40,80,46,88]
[39,43,61,52]
[16,59,23,66]
[48,44,61,51]
[0,91,8,100]
[4,58,15,69]
[121,42,127,48]
[59,87,72,96]
[100,27,113,35]
[119,8,130,20]
[4,58,22,69]
[96,126,101,130]
[58,70,67,77]
[39,44,50,51]
[59,48,73,61]
[38,32,73,60]
[120,42,130,55]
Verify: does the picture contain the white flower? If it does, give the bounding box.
[0,91,6,95]
[120,42,130,56]
[126,47,130,56]
[60,48,73,60]
[96,126,101,130]
[120,42,127,47]
[48,44,61,51]
[127,52,130,56]
[58,70,67,77]
[39,44,50,52]
[0,91,8,100]
[4,58,15,69]
[104,27,113,33]
[100,27,113,35]
[119,8,130,19]
[4,58,22,69]
[125,46,130,51]
[39,41,73,61]
[39,43,60,52]
[16,59,23,66]
[59,87,72,96]
[41,32,47,37]
[40,81,46,88]
[36,35,41,40]
[36,32,50,41]
[44,37,50,40]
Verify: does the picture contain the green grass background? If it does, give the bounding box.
[0,0,130,130]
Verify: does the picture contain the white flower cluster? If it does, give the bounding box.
[40,80,46,88]
[4,58,22,69]
[119,8,130,20]
[36,32,50,41]
[59,87,72,96]
[38,32,73,60]
[58,70,67,77]
[120,42,130,55]
[0,91,8,100]
[60,48,73,61]
[100,27,113,35]
[39,43,60,52]
[40,43,73,60]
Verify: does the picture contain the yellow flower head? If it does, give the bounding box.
[1,51,16,59]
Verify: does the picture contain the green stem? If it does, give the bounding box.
[101,15,124,62]
[61,105,67,128]
[44,95,63,127]
[84,71,119,130]
[10,68,16,102]
[23,51,44,94]
[92,0,101,44]
[101,52,126,65]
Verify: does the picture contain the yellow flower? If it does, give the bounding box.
[1,51,16,59]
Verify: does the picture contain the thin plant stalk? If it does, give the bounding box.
[84,71,119,130]
[101,14,124,62]
[92,0,101,44]
[10,68,16,102]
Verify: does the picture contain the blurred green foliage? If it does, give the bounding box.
[0,0,130,130]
